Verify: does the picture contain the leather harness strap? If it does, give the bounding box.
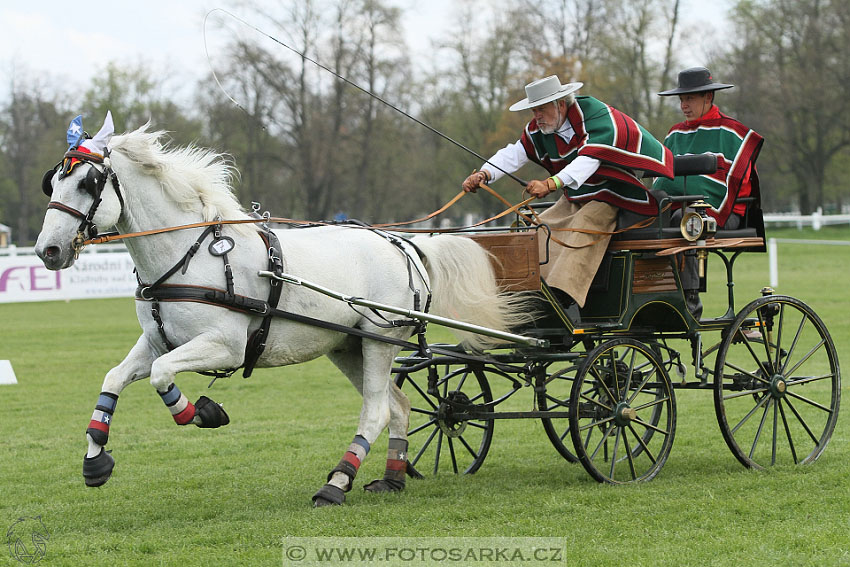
[241,229,284,377]
[137,224,285,379]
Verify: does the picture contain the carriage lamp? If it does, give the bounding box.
[679,201,717,279]
[679,201,717,242]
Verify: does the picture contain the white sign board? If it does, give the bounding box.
[0,252,137,303]
[0,360,17,384]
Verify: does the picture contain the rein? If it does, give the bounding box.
[82,182,659,250]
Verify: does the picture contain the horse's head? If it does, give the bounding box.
[35,112,124,270]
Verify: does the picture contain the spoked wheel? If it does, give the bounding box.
[714,295,840,469]
[569,339,676,484]
[537,364,581,463]
[395,362,494,476]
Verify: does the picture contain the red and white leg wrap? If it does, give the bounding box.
[158,384,196,425]
[383,438,408,484]
[329,435,371,491]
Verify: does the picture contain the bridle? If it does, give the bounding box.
[42,147,125,258]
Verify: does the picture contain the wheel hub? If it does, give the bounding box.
[614,402,637,427]
[437,391,470,438]
[769,375,787,399]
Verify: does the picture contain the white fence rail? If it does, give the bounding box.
[768,238,850,287]
[763,209,850,230]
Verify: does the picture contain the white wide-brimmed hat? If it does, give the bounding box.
[509,76,583,112]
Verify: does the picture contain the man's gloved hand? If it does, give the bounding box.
[526,177,558,198]
[461,170,490,193]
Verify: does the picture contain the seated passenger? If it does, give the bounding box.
[462,75,674,308]
[653,66,764,316]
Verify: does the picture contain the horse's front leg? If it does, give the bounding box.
[84,334,154,487]
[148,332,244,429]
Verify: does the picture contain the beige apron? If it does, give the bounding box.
[537,197,617,306]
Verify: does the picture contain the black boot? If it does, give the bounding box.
[685,290,703,320]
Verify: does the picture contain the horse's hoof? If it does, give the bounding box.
[83,450,114,487]
[363,479,405,493]
[194,396,230,428]
[312,484,345,507]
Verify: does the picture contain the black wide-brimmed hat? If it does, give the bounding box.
[658,67,734,96]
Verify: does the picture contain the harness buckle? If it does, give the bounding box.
[139,286,154,301]
[72,231,87,259]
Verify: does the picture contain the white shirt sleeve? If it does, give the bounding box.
[554,155,600,189]
[480,140,529,183]
[480,132,601,189]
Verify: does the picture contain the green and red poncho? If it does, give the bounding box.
[521,95,674,215]
[652,105,764,226]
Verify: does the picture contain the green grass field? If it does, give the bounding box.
[1,227,848,566]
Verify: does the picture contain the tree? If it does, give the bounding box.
[0,66,67,245]
[80,61,203,145]
[725,0,850,213]
[196,41,295,215]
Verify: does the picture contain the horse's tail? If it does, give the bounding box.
[412,234,537,351]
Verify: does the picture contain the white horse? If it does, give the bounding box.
[35,116,531,506]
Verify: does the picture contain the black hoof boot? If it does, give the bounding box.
[194,396,230,428]
[363,478,405,493]
[312,484,346,507]
[83,449,114,487]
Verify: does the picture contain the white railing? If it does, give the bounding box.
[768,237,850,287]
[0,243,128,257]
[763,209,850,230]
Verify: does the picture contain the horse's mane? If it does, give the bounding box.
[109,124,253,234]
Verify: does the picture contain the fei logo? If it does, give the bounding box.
[6,516,49,564]
[0,265,61,293]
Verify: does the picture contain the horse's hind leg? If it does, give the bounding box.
[84,334,154,487]
[316,341,407,506]
[363,381,410,493]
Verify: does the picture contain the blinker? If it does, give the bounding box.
[41,167,57,197]
[41,162,104,198]
[84,166,104,195]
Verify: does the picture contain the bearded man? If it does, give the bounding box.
[462,76,674,307]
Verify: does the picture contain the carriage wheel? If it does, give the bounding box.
[713,295,840,469]
[395,362,494,476]
[537,364,580,463]
[569,339,676,484]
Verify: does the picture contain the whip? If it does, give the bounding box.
[203,8,528,186]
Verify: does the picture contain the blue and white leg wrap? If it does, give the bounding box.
[87,392,118,446]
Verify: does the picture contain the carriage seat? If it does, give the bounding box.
[613,153,760,242]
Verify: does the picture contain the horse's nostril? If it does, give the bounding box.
[45,246,60,258]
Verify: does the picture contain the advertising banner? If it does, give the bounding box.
[0,252,136,303]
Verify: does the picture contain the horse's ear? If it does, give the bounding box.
[42,168,56,197]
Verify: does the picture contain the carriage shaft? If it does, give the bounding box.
[258,270,549,348]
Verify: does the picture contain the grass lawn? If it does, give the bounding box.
[1,226,848,566]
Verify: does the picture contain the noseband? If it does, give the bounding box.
[43,148,125,258]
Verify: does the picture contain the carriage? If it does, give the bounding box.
[35,116,840,504]
[392,155,841,485]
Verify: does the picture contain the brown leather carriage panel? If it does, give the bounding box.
[467,232,541,292]
[632,257,678,294]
